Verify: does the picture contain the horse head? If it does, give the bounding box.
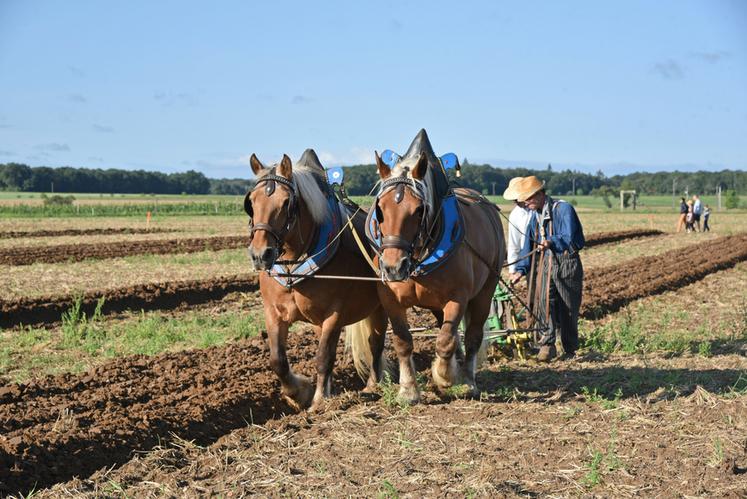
[244,153,299,270]
[374,150,431,281]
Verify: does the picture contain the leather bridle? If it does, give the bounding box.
[244,172,299,255]
[370,174,430,273]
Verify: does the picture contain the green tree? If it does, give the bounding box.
[725,190,740,209]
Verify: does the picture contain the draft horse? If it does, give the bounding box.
[361,130,505,403]
[245,150,387,411]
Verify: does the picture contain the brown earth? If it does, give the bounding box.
[1,234,747,494]
[3,234,744,331]
[45,379,747,498]
[0,274,258,329]
[0,228,176,239]
[582,232,747,319]
[0,235,248,266]
[0,331,438,495]
[2,337,745,496]
[584,228,663,247]
[0,228,656,267]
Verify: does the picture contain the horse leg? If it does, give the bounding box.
[266,318,314,411]
[462,280,497,397]
[389,311,420,403]
[432,300,466,391]
[364,306,389,392]
[310,319,343,412]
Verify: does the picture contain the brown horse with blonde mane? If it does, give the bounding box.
[245,149,387,412]
[354,130,505,404]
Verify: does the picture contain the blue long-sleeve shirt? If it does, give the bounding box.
[515,197,585,276]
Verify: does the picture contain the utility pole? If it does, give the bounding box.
[491,182,496,196]
[51,181,54,193]
[672,177,676,209]
[572,176,576,196]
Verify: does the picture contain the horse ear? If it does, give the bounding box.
[278,154,293,179]
[375,151,391,179]
[250,154,266,176]
[412,152,428,180]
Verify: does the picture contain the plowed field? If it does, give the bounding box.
[0,235,247,266]
[582,233,747,318]
[1,236,746,494]
[0,274,258,329]
[0,228,175,239]
[584,228,662,247]
[3,234,744,330]
[0,229,659,267]
[0,334,353,494]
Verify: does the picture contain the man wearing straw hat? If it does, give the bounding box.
[508,176,585,362]
[502,177,536,274]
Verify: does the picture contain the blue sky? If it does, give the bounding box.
[0,0,745,178]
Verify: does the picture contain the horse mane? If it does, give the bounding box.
[290,160,332,225]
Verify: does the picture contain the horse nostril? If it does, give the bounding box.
[260,249,272,263]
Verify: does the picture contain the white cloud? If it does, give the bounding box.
[317,147,373,166]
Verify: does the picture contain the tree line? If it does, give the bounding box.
[1,161,743,197]
[0,163,252,195]
[340,161,746,197]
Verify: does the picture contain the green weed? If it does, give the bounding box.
[443,384,472,399]
[582,433,623,488]
[708,438,725,467]
[697,340,712,357]
[378,480,399,499]
[580,386,623,410]
[379,373,410,412]
[582,450,604,487]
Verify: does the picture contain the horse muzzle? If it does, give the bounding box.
[249,246,279,271]
[381,255,412,282]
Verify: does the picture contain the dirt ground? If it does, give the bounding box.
[0,227,177,239]
[1,223,746,497]
[0,235,247,266]
[0,274,258,328]
[12,351,747,498]
[3,233,744,329]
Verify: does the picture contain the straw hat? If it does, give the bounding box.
[502,177,525,201]
[515,176,546,203]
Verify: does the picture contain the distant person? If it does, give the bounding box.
[509,176,585,362]
[703,204,711,232]
[685,199,694,233]
[502,177,536,273]
[676,197,687,232]
[692,194,702,231]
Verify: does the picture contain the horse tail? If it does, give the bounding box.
[345,315,391,382]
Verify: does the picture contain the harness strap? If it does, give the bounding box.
[342,208,379,274]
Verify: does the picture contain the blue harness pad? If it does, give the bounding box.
[271,194,343,287]
[368,194,464,277]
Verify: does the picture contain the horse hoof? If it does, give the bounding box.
[464,383,480,399]
[431,356,459,390]
[398,385,420,405]
[308,396,325,413]
[362,378,379,394]
[282,375,314,411]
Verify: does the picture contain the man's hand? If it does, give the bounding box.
[509,272,523,285]
[538,240,551,251]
